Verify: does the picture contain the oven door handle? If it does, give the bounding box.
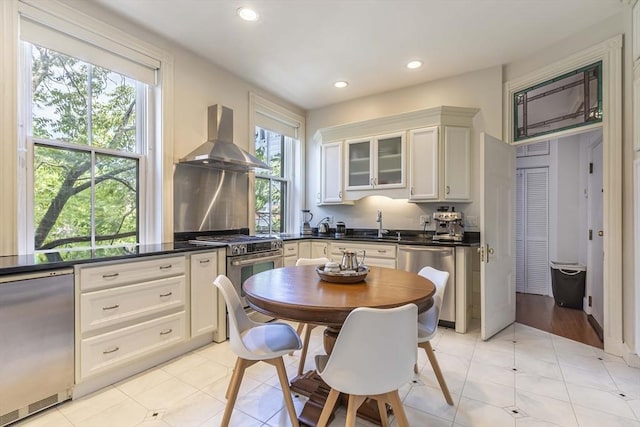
[231,253,283,266]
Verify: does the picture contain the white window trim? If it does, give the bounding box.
[504,35,623,357]
[248,93,305,235]
[5,0,174,254]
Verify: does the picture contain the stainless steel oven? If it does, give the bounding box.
[227,249,283,321]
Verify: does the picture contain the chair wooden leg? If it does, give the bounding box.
[317,388,340,427]
[297,324,314,376]
[376,397,389,427]
[221,358,248,427]
[289,323,305,355]
[421,341,454,405]
[271,357,300,427]
[345,395,367,427]
[387,390,410,427]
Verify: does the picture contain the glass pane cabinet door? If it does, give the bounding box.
[376,135,403,186]
[347,140,371,188]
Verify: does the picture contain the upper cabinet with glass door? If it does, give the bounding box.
[345,132,405,191]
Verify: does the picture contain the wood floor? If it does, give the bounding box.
[516,292,603,349]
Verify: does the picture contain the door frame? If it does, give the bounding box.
[586,134,604,333]
[503,35,623,356]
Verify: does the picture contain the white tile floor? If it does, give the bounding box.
[15,321,640,427]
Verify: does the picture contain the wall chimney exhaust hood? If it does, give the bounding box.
[179,105,270,171]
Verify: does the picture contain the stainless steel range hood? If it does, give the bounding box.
[179,105,270,171]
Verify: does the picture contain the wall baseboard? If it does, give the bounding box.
[623,343,640,368]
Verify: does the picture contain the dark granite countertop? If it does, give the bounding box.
[0,242,217,276]
[279,229,480,247]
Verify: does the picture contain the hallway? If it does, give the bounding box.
[516,292,603,349]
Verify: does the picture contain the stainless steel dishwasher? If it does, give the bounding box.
[0,269,74,426]
[397,246,455,328]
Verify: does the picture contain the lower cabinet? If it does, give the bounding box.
[80,312,186,379]
[330,241,397,268]
[311,241,330,258]
[283,242,298,266]
[189,250,220,337]
[76,254,188,382]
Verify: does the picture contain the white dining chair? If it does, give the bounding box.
[213,275,302,427]
[315,304,417,427]
[292,257,330,375]
[416,266,454,405]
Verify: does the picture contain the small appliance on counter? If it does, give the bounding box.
[301,209,313,235]
[432,207,464,242]
[317,217,331,235]
[335,221,346,238]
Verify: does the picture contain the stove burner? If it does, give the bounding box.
[188,234,282,256]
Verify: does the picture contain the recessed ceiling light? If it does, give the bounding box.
[237,7,259,21]
[334,81,348,88]
[406,60,423,69]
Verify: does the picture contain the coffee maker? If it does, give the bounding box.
[432,207,464,242]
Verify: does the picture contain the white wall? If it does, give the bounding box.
[305,66,502,232]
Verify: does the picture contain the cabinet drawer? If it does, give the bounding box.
[80,312,185,379]
[330,242,397,259]
[79,255,185,291]
[283,242,298,257]
[81,276,185,332]
[366,257,397,269]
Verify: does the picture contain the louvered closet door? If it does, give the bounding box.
[516,167,550,295]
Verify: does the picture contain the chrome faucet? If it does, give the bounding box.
[376,210,385,238]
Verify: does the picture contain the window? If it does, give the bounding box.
[17,5,163,255]
[513,62,602,141]
[26,44,145,252]
[250,94,304,236]
[254,129,288,234]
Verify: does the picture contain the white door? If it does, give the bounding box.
[589,139,604,329]
[481,133,516,340]
[515,167,550,295]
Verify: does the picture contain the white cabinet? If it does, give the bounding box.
[443,126,471,201]
[311,240,330,259]
[283,242,298,266]
[298,240,311,258]
[320,142,346,204]
[330,241,396,268]
[189,250,220,337]
[408,127,439,200]
[76,254,187,380]
[408,125,472,202]
[345,132,405,191]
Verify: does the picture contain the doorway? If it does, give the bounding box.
[515,129,604,347]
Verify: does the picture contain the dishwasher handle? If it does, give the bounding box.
[398,246,453,253]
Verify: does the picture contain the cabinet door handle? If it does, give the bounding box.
[338,191,342,198]
[160,328,173,336]
[103,347,120,354]
[323,247,327,255]
[377,250,387,254]
[337,247,346,251]
[446,185,450,194]
[102,272,119,279]
[102,304,120,311]
[374,177,378,185]
[159,264,172,270]
[199,259,211,264]
[159,292,173,297]
[410,187,414,195]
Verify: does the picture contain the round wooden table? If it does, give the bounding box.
[243,265,435,426]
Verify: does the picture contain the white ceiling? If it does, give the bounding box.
[92,0,625,110]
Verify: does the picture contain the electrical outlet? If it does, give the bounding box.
[466,215,478,227]
[419,215,430,226]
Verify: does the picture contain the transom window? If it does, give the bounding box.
[513,61,602,141]
[25,43,146,253]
